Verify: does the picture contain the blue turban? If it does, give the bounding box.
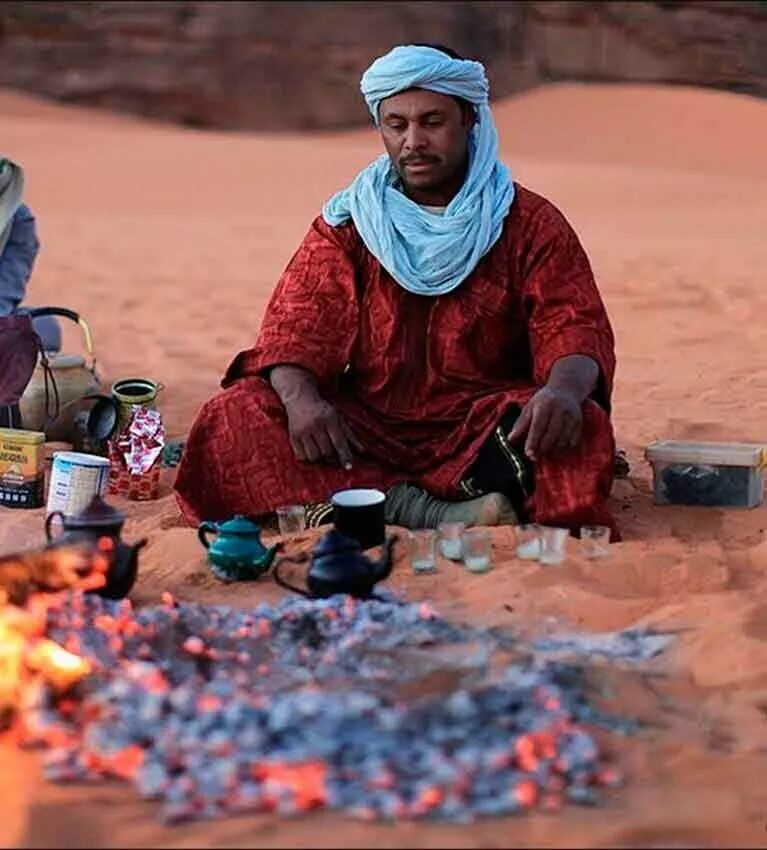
[322,45,515,297]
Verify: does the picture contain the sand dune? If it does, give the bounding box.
[1,82,767,848]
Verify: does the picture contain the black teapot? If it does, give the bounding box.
[45,494,147,599]
[272,528,398,599]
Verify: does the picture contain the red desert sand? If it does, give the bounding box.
[1,82,767,848]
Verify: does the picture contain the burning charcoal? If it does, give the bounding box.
[566,785,600,806]
[136,761,170,798]
[595,765,624,788]
[230,780,262,812]
[7,590,635,824]
[444,690,478,720]
[473,795,520,817]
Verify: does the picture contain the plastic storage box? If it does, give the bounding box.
[645,441,766,508]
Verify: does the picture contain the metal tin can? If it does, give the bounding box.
[111,377,163,435]
[0,427,45,508]
[46,451,110,517]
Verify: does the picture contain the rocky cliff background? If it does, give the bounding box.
[0,1,765,131]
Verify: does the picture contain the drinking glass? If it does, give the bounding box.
[438,521,465,561]
[581,525,611,559]
[461,528,492,573]
[276,505,306,537]
[515,523,542,560]
[409,529,438,574]
[539,526,569,565]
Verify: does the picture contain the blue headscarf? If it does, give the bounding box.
[322,45,514,297]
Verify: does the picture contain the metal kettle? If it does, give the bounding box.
[45,494,146,599]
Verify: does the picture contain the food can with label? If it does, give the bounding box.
[46,451,110,517]
[0,428,45,509]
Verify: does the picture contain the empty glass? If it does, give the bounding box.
[539,526,569,565]
[438,521,465,561]
[581,525,611,559]
[276,505,306,537]
[516,523,542,560]
[409,529,438,574]
[461,528,492,573]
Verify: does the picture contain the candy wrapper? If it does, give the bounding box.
[107,407,164,501]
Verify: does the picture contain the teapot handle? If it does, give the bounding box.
[45,511,66,542]
[272,554,311,597]
[197,521,218,550]
[27,307,96,370]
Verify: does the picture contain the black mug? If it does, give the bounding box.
[331,488,386,551]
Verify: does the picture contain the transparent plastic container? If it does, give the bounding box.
[645,441,766,508]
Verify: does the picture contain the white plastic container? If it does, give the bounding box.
[46,451,111,517]
[645,441,766,508]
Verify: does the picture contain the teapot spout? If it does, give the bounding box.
[372,534,398,583]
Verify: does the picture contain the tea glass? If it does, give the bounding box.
[409,529,438,574]
[438,521,465,561]
[276,504,306,537]
[581,525,611,559]
[461,528,492,573]
[515,523,542,560]
[539,526,569,565]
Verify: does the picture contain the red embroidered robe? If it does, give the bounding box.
[175,185,618,534]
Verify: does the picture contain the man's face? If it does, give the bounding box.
[378,88,473,199]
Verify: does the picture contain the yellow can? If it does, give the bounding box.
[0,428,46,508]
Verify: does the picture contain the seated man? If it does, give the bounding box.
[175,44,618,537]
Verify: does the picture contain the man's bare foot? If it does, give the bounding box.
[443,492,517,527]
[384,483,518,529]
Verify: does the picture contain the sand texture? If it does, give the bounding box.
[1,82,767,848]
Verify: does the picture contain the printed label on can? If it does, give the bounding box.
[46,452,111,517]
[0,428,45,509]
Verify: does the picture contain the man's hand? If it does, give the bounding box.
[508,387,583,461]
[508,354,600,461]
[269,364,363,468]
[285,396,363,468]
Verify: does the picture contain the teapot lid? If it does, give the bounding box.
[216,514,263,536]
[46,353,86,370]
[65,494,125,529]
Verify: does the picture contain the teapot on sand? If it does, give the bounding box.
[273,528,398,599]
[197,515,281,581]
[19,307,101,440]
[45,494,147,600]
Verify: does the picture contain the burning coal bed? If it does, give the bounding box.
[12,591,630,824]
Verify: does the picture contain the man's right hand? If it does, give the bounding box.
[269,364,363,468]
[285,396,363,468]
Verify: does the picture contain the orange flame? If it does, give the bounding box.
[0,543,104,718]
[25,639,92,694]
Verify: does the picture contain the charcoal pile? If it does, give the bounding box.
[16,592,628,824]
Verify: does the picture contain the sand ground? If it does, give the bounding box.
[1,82,767,848]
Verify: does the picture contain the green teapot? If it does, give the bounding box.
[197,515,280,582]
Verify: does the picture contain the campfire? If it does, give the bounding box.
[1,544,627,824]
[0,544,109,725]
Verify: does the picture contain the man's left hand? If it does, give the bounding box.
[507,387,583,461]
